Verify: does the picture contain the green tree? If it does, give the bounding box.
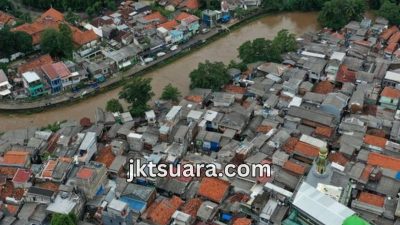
[0,27,32,58]
[377,0,400,25]
[318,0,366,30]
[161,84,181,102]
[106,98,124,113]
[40,24,74,59]
[119,77,154,117]
[65,8,80,25]
[51,213,77,225]
[189,60,230,91]
[272,29,297,53]
[228,60,247,72]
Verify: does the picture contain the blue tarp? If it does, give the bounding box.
[395,171,400,180]
[120,196,146,213]
[220,213,233,222]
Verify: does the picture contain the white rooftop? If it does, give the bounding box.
[385,71,400,83]
[293,182,354,225]
[204,110,218,121]
[108,198,127,212]
[330,52,346,61]
[22,71,40,83]
[187,110,203,120]
[300,134,327,149]
[166,106,182,121]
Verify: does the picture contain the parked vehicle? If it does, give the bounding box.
[157,52,166,57]
[170,45,178,51]
[144,57,154,63]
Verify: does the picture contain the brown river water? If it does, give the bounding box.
[0,12,318,131]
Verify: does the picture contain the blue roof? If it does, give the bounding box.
[120,196,146,213]
[395,171,400,180]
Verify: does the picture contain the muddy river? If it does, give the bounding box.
[0,12,318,131]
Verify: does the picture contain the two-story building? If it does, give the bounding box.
[22,71,45,97]
[379,86,400,110]
[0,69,12,98]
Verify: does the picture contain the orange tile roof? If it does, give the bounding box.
[233,218,252,225]
[175,12,191,21]
[185,95,203,103]
[0,11,15,25]
[283,160,306,175]
[41,160,57,178]
[70,26,98,46]
[18,54,53,74]
[37,181,59,192]
[368,152,400,171]
[336,64,356,83]
[12,169,31,183]
[76,167,94,180]
[0,151,29,166]
[224,84,246,94]
[95,146,115,168]
[328,152,349,166]
[181,198,202,217]
[314,126,333,138]
[381,86,400,99]
[294,141,320,158]
[385,42,398,53]
[182,0,199,9]
[256,125,273,134]
[0,181,24,202]
[198,177,230,203]
[158,20,178,30]
[282,137,299,154]
[148,196,184,225]
[0,167,17,179]
[364,134,387,149]
[40,8,64,22]
[313,80,334,94]
[388,31,400,44]
[358,192,385,207]
[359,164,373,183]
[144,11,167,24]
[380,26,399,41]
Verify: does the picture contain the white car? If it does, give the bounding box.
[144,57,154,63]
[170,45,178,51]
[157,52,166,57]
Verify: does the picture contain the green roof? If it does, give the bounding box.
[342,215,370,225]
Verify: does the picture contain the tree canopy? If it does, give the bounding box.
[262,0,328,11]
[40,24,73,59]
[0,27,32,58]
[318,0,366,30]
[161,84,181,102]
[238,29,297,64]
[106,98,124,113]
[377,0,400,25]
[189,60,230,91]
[119,77,154,117]
[51,213,77,225]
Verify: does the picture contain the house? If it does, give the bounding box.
[383,71,400,88]
[379,86,400,110]
[24,186,56,204]
[105,45,139,70]
[102,199,133,225]
[0,11,16,28]
[76,132,97,164]
[197,201,218,221]
[41,63,62,93]
[197,177,230,203]
[46,185,85,215]
[202,10,221,28]
[175,12,200,36]
[12,168,31,189]
[169,29,184,43]
[70,162,108,199]
[22,71,45,97]
[18,54,54,74]
[0,151,30,168]
[120,183,156,214]
[287,106,337,128]
[172,211,193,225]
[320,92,349,121]
[0,69,12,98]
[146,196,184,225]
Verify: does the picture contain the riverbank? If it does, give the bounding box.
[0,12,319,131]
[0,9,275,113]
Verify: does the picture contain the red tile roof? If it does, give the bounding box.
[41,160,57,178]
[12,169,31,183]
[0,181,24,202]
[256,125,273,134]
[313,81,334,94]
[314,126,333,138]
[282,137,299,154]
[380,26,399,41]
[381,86,400,99]
[95,146,115,168]
[183,0,199,9]
[224,84,246,94]
[328,152,349,166]
[148,196,184,225]
[70,26,98,46]
[18,54,53,74]
[0,167,17,179]
[40,8,64,22]
[385,42,398,54]
[181,198,202,217]
[198,177,230,203]
[80,117,92,127]
[0,151,29,167]
[158,20,178,30]
[359,164,373,183]
[358,192,385,207]
[367,152,400,171]
[364,134,387,149]
[336,64,356,83]
[388,31,400,44]
[0,11,15,25]
[294,141,320,158]
[42,62,71,80]
[233,218,252,225]
[76,167,94,180]
[37,181,59,192]
[175,12,191,21]
[283,160,306,175]
[185,95,203,103]
[144,11,167,24]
